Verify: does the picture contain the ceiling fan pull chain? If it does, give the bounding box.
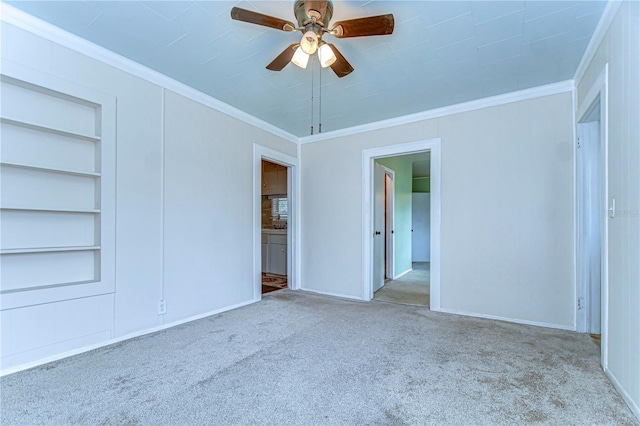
[319,63,322,133]
[310,62,314,135]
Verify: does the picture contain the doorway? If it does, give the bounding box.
[261,159,289,294]
[577,110,602,334]
[575,64,609,368]
[362,139,441,310]
[253,145,299,302]
[372,153,431,307]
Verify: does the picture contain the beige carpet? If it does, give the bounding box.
[1,290,637,425]
[374,262,430,307]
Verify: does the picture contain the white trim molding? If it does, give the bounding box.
[605,369,640,420]
[574,0,623,83]
[393,268,412,281]
[298,288,364,302]
[300,80,574,144]
[0,3,299,144]
[362,139,441,309]
[437,307,576,332]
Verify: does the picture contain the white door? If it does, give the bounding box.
[384,173,394,279]
[373,163,385,292]
[412,193,430,262]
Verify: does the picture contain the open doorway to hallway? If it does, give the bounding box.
[362,138,441,309]
[372,152,431,308]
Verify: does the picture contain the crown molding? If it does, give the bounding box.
[574,0,624,84]
[299,80,575,144]
[0,2,584,147]
[0,3,299,144]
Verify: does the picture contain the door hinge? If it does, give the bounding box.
[578,297,584,310]
[576,137,581,149]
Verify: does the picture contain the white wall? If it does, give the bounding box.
[412,193,430,262]
[162,90,294,322]
[576,1,640,417]
[301,92,575,328]
[0,21,296,370]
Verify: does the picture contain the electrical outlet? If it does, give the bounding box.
[158,300,167,315]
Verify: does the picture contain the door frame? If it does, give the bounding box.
[253,144,299,302]
[575,64,609,367]
[362,139,441,306]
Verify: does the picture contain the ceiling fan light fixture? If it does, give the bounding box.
[291,46,310,68]
[318,43,337,68]
[300,30,318,54]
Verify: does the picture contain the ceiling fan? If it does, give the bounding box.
[230,0,394,78]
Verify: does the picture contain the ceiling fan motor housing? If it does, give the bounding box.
[294,0,333,29]
[230,0,393,78]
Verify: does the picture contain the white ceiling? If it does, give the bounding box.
[7,1,607,137]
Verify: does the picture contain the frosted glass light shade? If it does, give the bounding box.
[318,44,337,68]
[291,46,309,69]
[300,31,318,55]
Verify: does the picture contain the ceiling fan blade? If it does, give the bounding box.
[327,44,354,78]
[331,14,394,38]
[305,0,328,20]
[231,7,296,32]
[266,44,299,71]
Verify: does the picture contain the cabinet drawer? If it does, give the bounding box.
[269,234,287,245]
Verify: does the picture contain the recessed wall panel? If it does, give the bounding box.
[0,122,98,173]
[1,250,97,292]
[1,78,97,136]
[0,167,97,211]
[1,210,96,249]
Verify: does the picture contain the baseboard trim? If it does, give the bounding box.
[0,297,258,377]
[605,368,640,421]
[393,268,412,280]
[298,287,364,302]
[435,307,575,331]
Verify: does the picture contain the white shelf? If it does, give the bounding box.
[0,117,101,142]
[0,161,100,177]
[0,206,100,213]
[0,246,100,255]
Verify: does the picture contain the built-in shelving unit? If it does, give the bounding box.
[0,74,108,301]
